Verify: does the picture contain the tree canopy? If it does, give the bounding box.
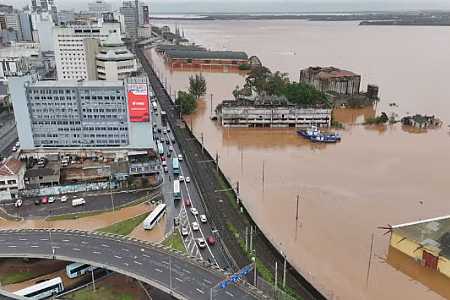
[189,73,207,100]
[176,91,197,114]
[281,82,331,108]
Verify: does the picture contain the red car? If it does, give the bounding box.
[183,198,191,207]
[160,156,165,161]
[207,236,216,246]
[41,196,48,204]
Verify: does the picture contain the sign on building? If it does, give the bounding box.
[127,83,150,122]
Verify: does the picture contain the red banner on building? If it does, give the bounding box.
[127,83,150,122]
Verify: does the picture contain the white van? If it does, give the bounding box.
[72,198,86,207]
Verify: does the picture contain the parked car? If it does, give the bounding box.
[174,217,180,226]
[163,166,169,173]
[184,198,191,207]
[197,238,207,249]
[48,196,55,203]
[190,207,198,216]
[185,176,191,183]
[200,214,207,223]
[34,199,40,205]
[192,222,199,231]
[12,146,17,152]
[41,196,48,204]
[163,129,167,134]
[15,142,20,147]
[178,175,184,182]
[14,199,22,208]
[207,236,216,245]
[178,154,183,161]
[181,226,189,237]
[60,195,68,202]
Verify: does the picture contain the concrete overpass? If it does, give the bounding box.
[0,229,268,300]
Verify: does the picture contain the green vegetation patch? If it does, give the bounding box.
[162,231,186,253]
[0,271,36,285]
[47,211,103,221]
[65,286,134,300]
[96,213,148,236]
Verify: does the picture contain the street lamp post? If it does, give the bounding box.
[252,256,257,287]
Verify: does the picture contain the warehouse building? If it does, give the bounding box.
[300,66,361,96]
[9,75,154,151]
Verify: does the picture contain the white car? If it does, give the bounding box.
[15,142,20,147]
[178,154,183,161]
[48,196,56,203]
[14,199,22,208]
[190,207,198,216]
[197,238,207,249]
[178,175,184,182]
[12,146,17,152]
[185,176,191,183]
[192,222,199,231]
[181,226,189,237]
[200,214,207,223]
[60,195,68,202]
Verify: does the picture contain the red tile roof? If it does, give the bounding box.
[0,159,23,176]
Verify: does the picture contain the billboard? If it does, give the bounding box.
[127,83,149,122]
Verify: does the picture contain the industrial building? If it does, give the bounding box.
[300,66,361,96]
[9,75,155,151]
[217,96,332,128]
[390,215,450,278]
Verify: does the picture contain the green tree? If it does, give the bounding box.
[189,73,207,100]
[244,66,272,95]
[176,91,197,114]
[265,71,290,96]
[281,82,331,108]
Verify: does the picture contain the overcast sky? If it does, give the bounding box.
[4,0,450,13]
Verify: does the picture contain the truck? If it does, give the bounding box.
[72,198,86,207]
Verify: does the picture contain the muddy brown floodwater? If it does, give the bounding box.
[148,19,450,299]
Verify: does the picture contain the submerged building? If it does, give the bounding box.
[217,96,332,128]
[300,66,361,96]
[390,215,450,278]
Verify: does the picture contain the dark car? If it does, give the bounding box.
[183,198,191,207]
[34,199,40,205]
[207,236,216,245]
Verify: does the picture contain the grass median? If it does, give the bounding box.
[96,213,148,236]
[65,286,134,300]
[0,271,35,285]
[162,231,186,254]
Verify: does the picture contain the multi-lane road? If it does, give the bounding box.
[0,230,264,300]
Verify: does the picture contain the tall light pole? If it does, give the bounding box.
[252,256,257,287]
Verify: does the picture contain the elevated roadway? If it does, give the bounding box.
[0,229,267,300]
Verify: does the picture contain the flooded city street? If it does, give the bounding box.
[148,19,450,299]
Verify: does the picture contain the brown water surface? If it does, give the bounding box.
[149,20,450,300]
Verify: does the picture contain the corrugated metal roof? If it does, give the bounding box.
[165,50,248,60]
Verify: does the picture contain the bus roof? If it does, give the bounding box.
[14,277,63,296]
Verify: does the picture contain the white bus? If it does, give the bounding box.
[14,277,64,300]
[66,262,96,279]
[157,142,164,155]
[143,203,167,230]
[173,179,181,201]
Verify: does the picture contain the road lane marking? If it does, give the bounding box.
[8,245,16,248]
[40,238,48,241]
[122,248,129,252]
[101,244,110,248]
[134,261,142,265]
[81,241,88,244]
[175,277,183,282]
[19,238,27,241]
[93,251,101,254]
[62,239,70,242]
[183,269,191,274]
[114,255,122,259]
[31,245,39,248]
[142,254,150,258]
[53,246,60,249]
[196,288,204,294]
[124,262,129,266]
[162,260,169,265]
[73,248,80,251]
[225,291,234,297]
[155,268,163,273]
[203,279,212,284]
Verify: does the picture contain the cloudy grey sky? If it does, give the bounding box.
[4,0,450,13]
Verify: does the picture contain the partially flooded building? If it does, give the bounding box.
[217,96,332,128]
[300,66,361,96]
[390,215,450,277]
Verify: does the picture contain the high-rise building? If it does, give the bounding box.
[119,1,150,40]
[31,0,58,24]
[95,32,138,81]
[19,13,33,41]
[88,0,113,17]
[9,75,154,150]
[54,21,121,80]
[4,14,23,40]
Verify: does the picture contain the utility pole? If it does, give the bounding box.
[274,261,278,297]
[215,152,219,173]
[91,268,96,292]
[169,256,173,293]
[366,233,375,289]
[245,226,249,252]
[252,254,257,287]
[240,147,243,175]
[210,93,213,117]
[201,132,204,153]
[283,253,287,289]
[249,226,253,252]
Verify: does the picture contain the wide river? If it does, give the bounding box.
[148,20,450,300]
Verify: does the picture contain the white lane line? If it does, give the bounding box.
[124,262,129,266]
[175,277,183,282]
[93,251,101,254]
[155,268,163,273]
[203,279,212,284]
[162,260,169,265]
[73,248,81,251]
[31,245,39,248]
[183,269,191,274]
[8,245,16,248]
[40,238,48,241]
[53,246,60,249]
[122,248,129,252]
[62,239,70,242]
[196,288,205,294]
[101,244,110,248]
[81,241,88,244]
[114,255,122,259]
[225,291,234,297]
[142,254,150,258]
[19,238,27,241]
[134,261,142,265]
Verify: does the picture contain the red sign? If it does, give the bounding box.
[127,83,150,122]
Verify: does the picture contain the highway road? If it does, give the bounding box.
[0,230,265,300]
[149,85,233,270]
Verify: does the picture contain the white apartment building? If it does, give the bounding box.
[96,32,137,80]
[54,21,121,80]
[88,0,113,17]
[0,158,25,201]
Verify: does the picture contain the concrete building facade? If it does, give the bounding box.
[120,1,150,40]
[88,0,113,17]
[300,66,361,96]
[10,76,154,150]
[0,158,26,201]
[54,21,121,80]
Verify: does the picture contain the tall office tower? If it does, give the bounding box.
[119,1,150,40]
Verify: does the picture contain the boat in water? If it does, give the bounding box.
[297,126,341,143]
